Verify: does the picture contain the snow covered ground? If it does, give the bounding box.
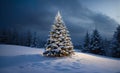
[0,45,120,73]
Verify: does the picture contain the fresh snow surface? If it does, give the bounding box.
[0,45,120,73]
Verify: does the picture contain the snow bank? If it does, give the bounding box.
[0,45,43,56]
[0,45,120,73]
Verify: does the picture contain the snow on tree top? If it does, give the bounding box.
[55,11,64,24]
[55,11,62,20]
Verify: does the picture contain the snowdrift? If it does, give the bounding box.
[0,45,120,73]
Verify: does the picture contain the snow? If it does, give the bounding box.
[0,45,42,56]
[0,45,120,73]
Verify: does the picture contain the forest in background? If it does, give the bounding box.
[0,25,120,58]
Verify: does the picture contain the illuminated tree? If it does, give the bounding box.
[43,11,74,57]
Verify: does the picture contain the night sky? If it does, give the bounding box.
[0,0,119,44]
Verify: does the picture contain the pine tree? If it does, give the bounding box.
[111,25,120,57]
[31,32,38,47]
[83,32,90,52]
[90,29,104,55]
[43,11,74,57]
[0,29,7,44]
[26,31,32,47]
[102,38,110,56]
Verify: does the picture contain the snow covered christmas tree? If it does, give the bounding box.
[43,11,74,57]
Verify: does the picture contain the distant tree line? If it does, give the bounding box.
[0,28,46,48]
[0,25,120,58]
[82,25,120,58]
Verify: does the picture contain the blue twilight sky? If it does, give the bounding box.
[81,0,120,24]
[0,0,119,44]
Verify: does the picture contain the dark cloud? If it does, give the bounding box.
[0,0,119,44]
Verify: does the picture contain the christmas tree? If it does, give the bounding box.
[43,11,74,57]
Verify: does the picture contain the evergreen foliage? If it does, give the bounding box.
[111,25,120,57]
[90,29,104,55]
[82,32,90,52]
[43,11,74,57]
